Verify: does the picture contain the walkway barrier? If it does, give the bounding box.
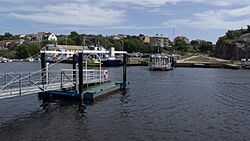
[0,69,108,99]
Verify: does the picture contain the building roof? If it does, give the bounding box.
[150,54,171,58]
[45,44,89,50]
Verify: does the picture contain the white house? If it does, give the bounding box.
[48,34,57,41]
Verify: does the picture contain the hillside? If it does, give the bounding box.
[215,27,250,60]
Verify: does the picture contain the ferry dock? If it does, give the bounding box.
[39,51,129,102]
[0,50,129,102]
[175,62,241,69]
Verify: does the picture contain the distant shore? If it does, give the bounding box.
[1,55,249,70]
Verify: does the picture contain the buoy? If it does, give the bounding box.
[104,70,108,80]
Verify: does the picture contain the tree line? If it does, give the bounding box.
[0,31,215,59]
[56,31,156,53]
[0,32,20,41]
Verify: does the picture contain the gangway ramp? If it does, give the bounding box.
[0,69,107,99]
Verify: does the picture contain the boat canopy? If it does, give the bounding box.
[150,54,171,59]
[148,54,173,71]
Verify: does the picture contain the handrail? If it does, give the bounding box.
[0,68,107,97]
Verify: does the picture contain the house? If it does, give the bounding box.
[150,34,171,47]
[139,34,150,43]
[25,33,36,41]
[36,32,57,41]
[174,36,190,44]
[110,34,127,40]
[48,34,57,41]
[19,34,26,38]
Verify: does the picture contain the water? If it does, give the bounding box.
[0,63,250,141]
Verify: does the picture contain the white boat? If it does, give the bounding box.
[0,57,9,63]
[25,57,35,62]
[148,54,173,71]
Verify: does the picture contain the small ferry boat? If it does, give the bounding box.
[148,54,174,71]
[101,47,122,67]
[102,57,122,67]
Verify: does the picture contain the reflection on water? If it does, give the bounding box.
[0,63,250,141]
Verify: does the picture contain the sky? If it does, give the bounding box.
[1,0,250,43]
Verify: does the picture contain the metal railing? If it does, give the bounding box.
[0,69,108,99]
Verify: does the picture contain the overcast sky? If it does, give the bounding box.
[1,0,250,43]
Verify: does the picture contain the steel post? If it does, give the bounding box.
[78,52,83,100]
[123,54,127,84]
[61,71,63,89]
[46,62,49,86]
[73,54,77,85]
[19,73,22,95]
[41,52,46,90]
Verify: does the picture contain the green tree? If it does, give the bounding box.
[226,30,237,39]
[113,40,123,51]
[0,35,3,41]
[57,36,76,45]
[0,49,9,57]
[247,25,250,33]
[124,38,139,52]
[190,40,200,52]
[199,41,214,53]
[15,43,41,59]
[174,40,188,51]
[41,40,53,47]
[15,44,29,58]
[190,40,214,53]
[6,51,17,58]
[69,31,81,45]
[3,32,14,40]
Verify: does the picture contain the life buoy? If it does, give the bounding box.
[104,70,108,80]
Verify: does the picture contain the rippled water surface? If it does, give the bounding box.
[0,62,250,141]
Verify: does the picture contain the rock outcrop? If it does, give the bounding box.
[215,33,250,60]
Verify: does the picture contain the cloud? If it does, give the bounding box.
[1,0,250,13]
[100,0,250,7]
[148,8,174,15]
[207,0,250,6]
[10,3,124,27]
[1,0,250,41]
[228,6,250,17]
[105,0,203,7]
[56,25,166,30]
[163,6,250,30]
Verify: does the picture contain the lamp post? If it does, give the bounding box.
[245,42,247,60]
[120,40,124,51]
[105,37,108,49]
[236,45,239,61]
[247,43,249,61]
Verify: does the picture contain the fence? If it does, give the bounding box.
[0,69,108,99]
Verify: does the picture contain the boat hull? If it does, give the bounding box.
[148,63,173,71]
[102,59,122,67]
[149,67,172,71]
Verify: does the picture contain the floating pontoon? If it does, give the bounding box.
[38,50,128,103]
